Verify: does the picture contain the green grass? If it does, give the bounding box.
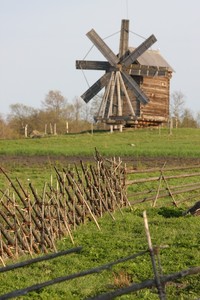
[0,128,200,299]
[0,208,199,299]
[1,128,200,158]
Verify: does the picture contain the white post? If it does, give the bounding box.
[25,124,28,138]
[50,123,53,135]
[66,121,69,134]
[45,124,47,135]
[169,118,173,135]
[54,123,57,135]
[119,124,123,132]
[91,122,93,135]
[110,125,113,133]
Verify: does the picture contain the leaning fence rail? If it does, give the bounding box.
[0,247,82,274]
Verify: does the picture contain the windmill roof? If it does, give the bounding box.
[128,47,174,72]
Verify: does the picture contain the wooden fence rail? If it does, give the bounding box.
[0,249,149,300]
[0,212,199,299]
[0,247,82,274]
[88,266,200,300]
[126,163,200,209]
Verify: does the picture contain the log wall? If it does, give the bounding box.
[119,73,171,126]
[141,75,170,121]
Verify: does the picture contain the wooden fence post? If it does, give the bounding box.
[143,211,166,300]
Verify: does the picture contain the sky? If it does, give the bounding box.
[1,0,200,117]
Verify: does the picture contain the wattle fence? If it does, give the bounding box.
[0,150,129,261]
[1,152,200,261]
[0,152,200,299]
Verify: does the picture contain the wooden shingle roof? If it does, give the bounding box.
[129,47,174,72]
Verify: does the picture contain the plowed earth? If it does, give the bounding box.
[1,155,200,168]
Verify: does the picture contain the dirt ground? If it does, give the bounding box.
[1,155,200,169]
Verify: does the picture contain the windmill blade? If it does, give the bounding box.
[86,29,119,67]
[121,34,157,67]
[119,19,129,59]
[81,72,111,103]
[121,71,149,105]
[76,60,111,71]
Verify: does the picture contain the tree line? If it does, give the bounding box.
[0,90,101,138]
[0,90,199,138]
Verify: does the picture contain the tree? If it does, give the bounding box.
[8,103,38,135]
[8,103,36,120]
[196,112,200,128]
[42,90,67,120]
[170,91,185,128]
[180,108,197,128]
[72,97,83,121]
[0,114,14,138]
[89,95,102,121]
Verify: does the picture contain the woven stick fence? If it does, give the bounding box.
[1,154,200,263]
[0,150,129,262]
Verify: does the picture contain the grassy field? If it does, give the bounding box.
[1,127,200,190]
[0,128,200,299]
[0,208,199,299]
[1,128,200,158]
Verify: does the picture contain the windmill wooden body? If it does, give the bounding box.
[76,20,173,128]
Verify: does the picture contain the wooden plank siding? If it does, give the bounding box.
[113,74,171,126]
[141,76,170,121]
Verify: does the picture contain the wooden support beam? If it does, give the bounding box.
[118,72,135,116]
[116,71,122,116]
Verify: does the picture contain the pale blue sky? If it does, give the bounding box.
[1,0,200,116]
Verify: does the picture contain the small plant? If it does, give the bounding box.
[112,270,132,288]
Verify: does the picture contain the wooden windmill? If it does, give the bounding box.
[76,19,173,128]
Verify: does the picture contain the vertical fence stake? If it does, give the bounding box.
[143,210,166,300]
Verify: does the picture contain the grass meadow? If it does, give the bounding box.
[0,128,200,299]
[1,127,200,158]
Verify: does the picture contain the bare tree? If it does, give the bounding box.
[42,90,67,119]
[78,95,103,123]
[8,103,36,120]
[181,108,197,128]
[8,103,37,135]
[0,115,14,138]
[90,95,102,121]
[81,102,91,122]
[196,112,200,128]
[72,97,83,121]
[170,91,185,128]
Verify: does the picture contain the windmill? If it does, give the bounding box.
[76,20,172,128]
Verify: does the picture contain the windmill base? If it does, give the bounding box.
[95,116,167,128]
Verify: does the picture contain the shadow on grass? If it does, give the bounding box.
[158,207,184,218]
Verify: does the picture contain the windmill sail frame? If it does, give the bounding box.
[76,19,173,128]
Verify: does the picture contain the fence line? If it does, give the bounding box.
[127,164,200,209]
[0,212,199,299]
[0,249,149,300]
[1,154,200,262]
[0,150,128,262]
